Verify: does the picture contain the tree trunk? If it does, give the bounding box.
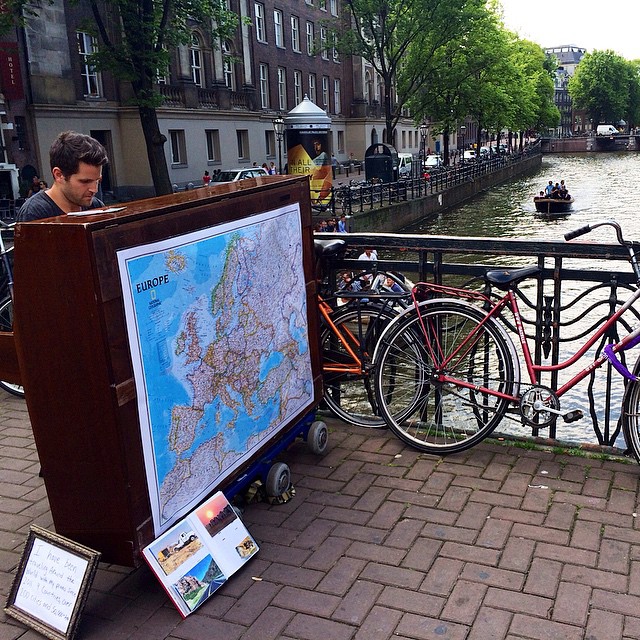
[138,104,173,196]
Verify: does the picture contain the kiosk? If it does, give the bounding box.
[12,175,323,566]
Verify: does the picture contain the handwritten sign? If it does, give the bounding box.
[5,525,100,640]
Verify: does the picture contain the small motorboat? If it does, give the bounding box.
[533,196,574,218]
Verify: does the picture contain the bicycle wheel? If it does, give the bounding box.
[0,296,12,332]
[374,301,517,454]
[321,303,397,427]
[0,298,24,398]
[622,363,640,462]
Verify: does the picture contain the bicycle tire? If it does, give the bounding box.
[621,359,640,462]
[321,303,398,427]
[0,295,12,332]
[374,301,517,454]
[0,298,23,398]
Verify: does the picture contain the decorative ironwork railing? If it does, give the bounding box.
[318,231,640,449]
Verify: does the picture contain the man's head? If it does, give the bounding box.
[49,131,108,179]
[49,131,109,210]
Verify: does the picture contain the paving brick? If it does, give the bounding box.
[284,612,356,640]
[353,605,402,640]
[484,587,553,617]
[271,586,341,617]
[419,557,464,596]
[597,538,631,573]
[346,541,406,566]
[223,581,282,625]
[240,606,293,640]
[303,535,351,571]
[331,580,383,625]
[354,488,394,517]
[584,608,624,640]
[608,487,637,514]
[524,558,562,597]
[591,589,640,617]
[439,541,500,566]
[509,613,583,640]
[395,612,468,640]
[421,522,477,545]
[460,563,525,591]
[569,519,602,551]
[440,579,487,624]
[316,557,366,596]
[377,585,444,617]
[561,563,628,591]
[490,505,545,526]
[359,562,424,589]
[366,500,406,530]
[401,537,441,572]
[476,517,512,549]
[466,606,511,640]
[455,501,491,529]
[535,541,597,567]
[383,515,423,549]
[499,536,535,572]
[544,502,576,530]
[552,581,590,626]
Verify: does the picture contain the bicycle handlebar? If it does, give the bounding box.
[563,224,592,241]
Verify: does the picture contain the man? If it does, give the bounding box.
[18,131,109,222]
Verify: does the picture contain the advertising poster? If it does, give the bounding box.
[286,129,332,206]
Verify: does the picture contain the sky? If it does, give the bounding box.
[498,0,640,61]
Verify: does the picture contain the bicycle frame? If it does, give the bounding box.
[417,280,640,405]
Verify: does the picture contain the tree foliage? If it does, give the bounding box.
[568,50,636,127]
[336,0,482,145]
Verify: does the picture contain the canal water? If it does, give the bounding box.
[404,152,640,449]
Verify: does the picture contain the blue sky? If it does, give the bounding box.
[499,0,640,61]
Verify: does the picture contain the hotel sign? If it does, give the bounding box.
[0,42,23,100]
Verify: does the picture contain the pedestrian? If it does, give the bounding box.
[337,214,348,233]
[202,170,211,186]
[17,130,109,222]
[331,154,338,180]
[269,162,277,175]
[26,175,41,198]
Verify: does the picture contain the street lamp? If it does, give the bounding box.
[460,125,466,164]
[418,122,428,178]
[273,117,285,174]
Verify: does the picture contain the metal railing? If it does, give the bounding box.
[314,145,541,219]
[318,231,640,449]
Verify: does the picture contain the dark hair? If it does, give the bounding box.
[49,131,109,178]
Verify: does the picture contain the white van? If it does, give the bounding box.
[397,153,413,177]
[596,124,618,136]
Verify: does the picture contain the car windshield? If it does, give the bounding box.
[212,171,238,182]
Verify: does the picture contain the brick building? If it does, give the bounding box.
[0,0,421,200]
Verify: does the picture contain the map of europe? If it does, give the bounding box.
[117,205,314,532]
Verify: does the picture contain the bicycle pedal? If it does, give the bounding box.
[563,410,583,423]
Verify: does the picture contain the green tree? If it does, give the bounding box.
[3,0,238,196]
[335,0,484,147]
[568,50,631,128]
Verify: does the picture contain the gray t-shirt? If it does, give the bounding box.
[17,190,104,222]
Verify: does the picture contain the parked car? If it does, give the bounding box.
[463,150,476,160]
[397,153,413,177]
[423,154,443,168]
[211,167,270,183]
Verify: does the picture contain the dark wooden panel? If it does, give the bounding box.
[12,176,320,566]
[0,332,19,383]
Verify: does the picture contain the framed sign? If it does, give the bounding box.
[4,525,101,640]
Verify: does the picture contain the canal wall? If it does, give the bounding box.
[348,152,542,233]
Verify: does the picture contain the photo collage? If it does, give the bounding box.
[142,492,259,617]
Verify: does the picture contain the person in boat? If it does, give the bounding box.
[534,190,545,201]
[544,180,554,197]
[559,180,570,199]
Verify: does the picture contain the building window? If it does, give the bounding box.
[274,10,284,48]
[190,33,203,87]
[169,130,187,165]
[308,73,316,104]
[337,130,345,153]
[294,70,302,105]
[332,33,339,62]
[259,64,270,109]
[77,31,102,98]
[205,129,220,162]
[265,130,276,157]
[15,116,27,151]
[222,41,235,90]
[330,0,338,15]
[306,22,314,56]
[322,76,329,110]
[291,16,301,53]
[333,78,341,114]
[237,130,250,160]
[319,0,327,10]
[278,67,287,111]
[320,26,328,59]
[255,2,266,43]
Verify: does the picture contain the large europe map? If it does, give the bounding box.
[117,205,314,532]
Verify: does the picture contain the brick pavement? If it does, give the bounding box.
[2,389,640,640]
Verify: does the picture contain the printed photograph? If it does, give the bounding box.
[172,555,226,612]
[195,493,238,538]
[235,535,258,560]
[149,523,204,576]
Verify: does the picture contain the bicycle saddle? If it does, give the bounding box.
[484,265,541,290]
[314,238,346,259]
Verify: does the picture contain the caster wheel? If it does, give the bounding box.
[265,462,291,498]
[307,420,329,455]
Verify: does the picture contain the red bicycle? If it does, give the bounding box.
[372,219,640,456]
